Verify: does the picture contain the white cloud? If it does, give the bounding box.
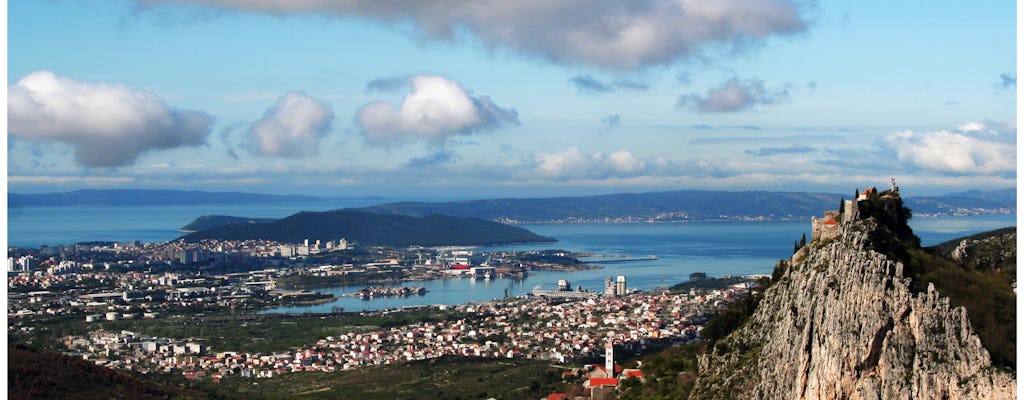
[8,71,213,167]
[957,121,987,133]
[533,148,648,179]
[355,75,518,146]
[248,91,334,157]
[138,0,808,70]
[677,77,789,112]
[884,123,1016,174]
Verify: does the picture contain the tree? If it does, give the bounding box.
[800,233,807,247]
[838,197,845,215]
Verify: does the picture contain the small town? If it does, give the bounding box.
[47,284,750,396]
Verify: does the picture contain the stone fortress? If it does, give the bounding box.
[811,177,904,243]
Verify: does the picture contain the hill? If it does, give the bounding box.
[8,345,207,399]
[686,188,1015,398]
[179,215,277,232]
[179,209,554,246]
[621,187,1015,399]
[196,356,562,400]
[928,226,1016,274]
[944,188,1016,204]
[9,189,321,207]
[355,189,1014,222]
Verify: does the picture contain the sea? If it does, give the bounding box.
[7,201,1016,313]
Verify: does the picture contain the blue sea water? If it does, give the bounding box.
[6,200,380,248]
[6,203,1015,313]
[264,215,1016,313]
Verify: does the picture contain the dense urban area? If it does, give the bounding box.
[8,237,755,399]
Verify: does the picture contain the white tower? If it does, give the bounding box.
[605,333,614,376]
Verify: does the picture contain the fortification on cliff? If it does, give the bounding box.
[811,178,903,243]
[695,180,1015,400]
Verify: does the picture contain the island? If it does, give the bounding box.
[178,209,555,246]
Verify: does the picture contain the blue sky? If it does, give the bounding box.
[7,0,1017,199]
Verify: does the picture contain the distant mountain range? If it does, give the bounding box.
[8,189,322,207]
[179,210,554,246]
[11,188,1014,222]
[354,188,1016,222]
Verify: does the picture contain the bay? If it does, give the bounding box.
[265,215,1016,314]
[6,203,1014,313]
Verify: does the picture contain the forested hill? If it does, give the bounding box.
[356,189,1015,222]
[179,210,554,246]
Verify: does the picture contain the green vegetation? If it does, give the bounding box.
[180,210,554,246]
[515,250,584,265]
[15,310,465,354]
[190,356,563,400]
[617,343,704,400]
[669,276,754,293]
[855,198,1015,370]
[9,345,207,399]
[620,277,771,399]
[699,281,765,345]
[179,215,276,232]
[929,226,1016,276]
[905,247,1016,369]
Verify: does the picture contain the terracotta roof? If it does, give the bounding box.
[587,378,619,387]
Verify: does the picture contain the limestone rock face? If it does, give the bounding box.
[691,219,1016,399]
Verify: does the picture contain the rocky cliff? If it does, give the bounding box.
[690,195,1015,399]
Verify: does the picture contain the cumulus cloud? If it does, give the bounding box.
[883,121,1016,174]
[677,77,789,112]
[248,91,334,158]
[533,148,647,179]
[8,71,213,167]
[355,75,518,146]
[139,0,808,70]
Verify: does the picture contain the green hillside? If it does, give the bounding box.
[179,210,554,246]
[8,345,206,399]
[179,215,277,232]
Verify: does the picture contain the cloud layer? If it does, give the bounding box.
[8,71,213,167]
[355,75,518,146]
[248,91,334,158]
[140,0,808,70]
[678,77,789,112]
[883,121,1016,174]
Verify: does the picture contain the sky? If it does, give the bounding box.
[6,0,1017,199]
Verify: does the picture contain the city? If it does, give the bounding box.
[8,237,756,398]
